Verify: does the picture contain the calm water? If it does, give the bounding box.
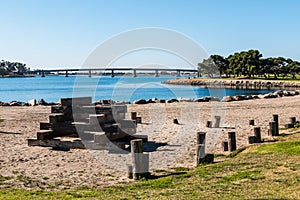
[0,76,273,103]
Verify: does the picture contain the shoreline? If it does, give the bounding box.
[1,88,299,106]
[163,78,300,90]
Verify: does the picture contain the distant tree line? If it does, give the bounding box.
[0,60,29,76]
[198,49,300,79]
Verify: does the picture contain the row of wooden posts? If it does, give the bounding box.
[127,112,298,180]
[195,114,298,166]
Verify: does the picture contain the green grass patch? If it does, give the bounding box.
[1,133,300,199]
[256,141,300,156]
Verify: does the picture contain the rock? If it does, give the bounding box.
[177,97,192,102]
[38,99,47,105]
[133,99,147,104]
[210,97,220,102]
[21,102,30,106]
[273,90,283,97]
[262,93,277,99]
[232,96,241,101]
[9,101,21,106]
[158,99,166,103]
[283,90,292,96]
[146,98,156,103]
[245,95,253,100]
[28,99,37,106]
[167,99,179,103]
[222,96,234,102]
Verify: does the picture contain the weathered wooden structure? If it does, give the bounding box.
[28,97,147,151]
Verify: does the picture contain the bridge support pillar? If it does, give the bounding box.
[65,70,69,77]
[111,70,115,78]
[133,69,137,77]
[177,70,181,77]
[41,70,45,77]
[89,69,92,77]
[155,70,159,77]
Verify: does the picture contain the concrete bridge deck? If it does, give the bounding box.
[31,67,199,77]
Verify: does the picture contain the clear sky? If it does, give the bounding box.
[0,0,300,69]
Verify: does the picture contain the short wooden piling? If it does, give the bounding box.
[173,119,179,124]
[127,165,133,179]
[290,117,296,126]
[131,112,137,120]
[248,136,256,144]
[197,132,206,145]
[254,127,261,143]
[206,121,212,128]
[269,121,277,136]
[285,124,294,129]
[273,114,279,136]
[196,144,206,165]
[214,116,221,128]
[136,117,142,124]
[131,139,146,180]
[249,119,255,126]
[228,132,236,151]
[223,141,229,151]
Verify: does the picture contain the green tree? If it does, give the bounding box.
[210,55,229,77]
[198,57,218,77]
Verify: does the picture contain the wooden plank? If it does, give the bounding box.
[51,122,77,134]
[37,130,55,140]
[40,122,51,130]
[37,129,78,140]
[128,135,148,142]
[49,113,72,123]
[89,114,106,125]
[28,139,85,149]
[60,97,92,106]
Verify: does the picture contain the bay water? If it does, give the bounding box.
[0,76,273,103]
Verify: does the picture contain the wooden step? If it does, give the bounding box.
[28,138,85,149]
[60,97,92,106]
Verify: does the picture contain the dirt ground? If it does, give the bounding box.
[0,95,299,190]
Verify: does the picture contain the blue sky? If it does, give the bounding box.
[0,0,299,69]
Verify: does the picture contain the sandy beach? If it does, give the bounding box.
[1,95,300,190]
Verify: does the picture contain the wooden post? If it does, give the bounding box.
[290,117,296,126]
[254,127,261,143]
[223,141,229,151]
[196,144,206,165]
[228,132,236,151]
[131,112,137,120]
[273,114,279,136]
[136,117,142,124]
[269,121,277,136]
[127,165,133,179]
[214,116,221,128]
[248,136,256,144]
[249,119,255,126]
[206,121,212,128]
[197,132,206,145]
[285,124,294,129]
[131,139,148,180]
[173,119,179,124]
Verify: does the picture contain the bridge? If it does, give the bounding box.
[33,67,199,77]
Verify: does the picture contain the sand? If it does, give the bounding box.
[0,95,300,190]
